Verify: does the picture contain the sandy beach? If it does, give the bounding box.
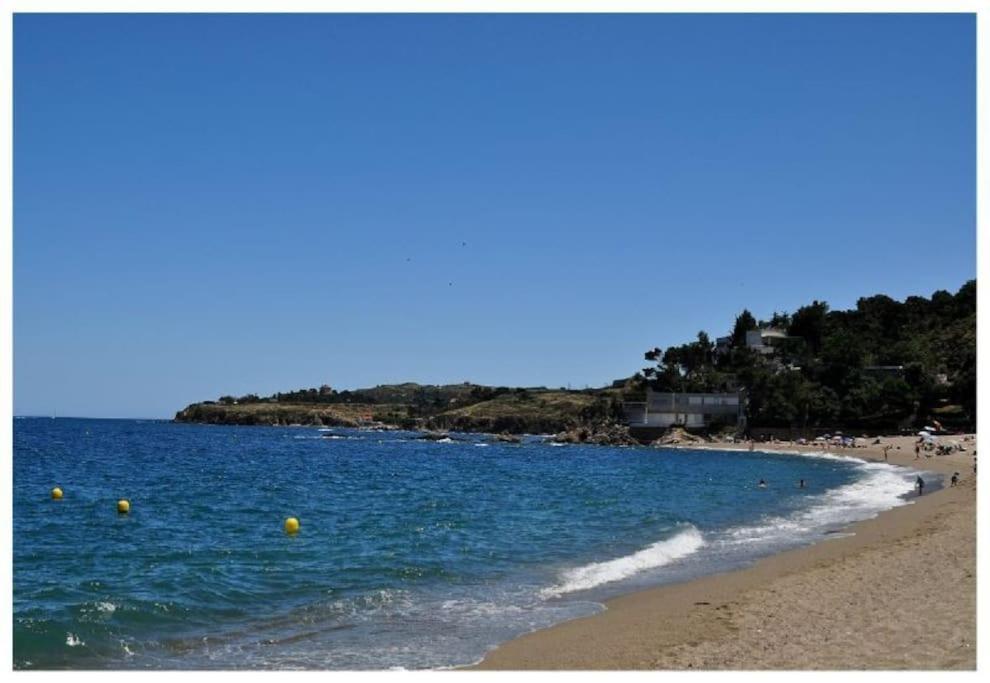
[473,435,976,670]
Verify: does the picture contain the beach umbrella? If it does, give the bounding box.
[924,426,937,432]
[918,431,931,437]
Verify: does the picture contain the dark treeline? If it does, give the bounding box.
[637,280,975,432]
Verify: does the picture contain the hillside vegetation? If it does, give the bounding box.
[426,390,619,434]
[174,402,380,427]
[637,280,975,432]
[174,384,621,433]
[175,281,975,435]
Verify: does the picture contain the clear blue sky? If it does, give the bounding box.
[14,13,975,418]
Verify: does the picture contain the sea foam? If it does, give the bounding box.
[722,458,919,546]
[542,525,705,597]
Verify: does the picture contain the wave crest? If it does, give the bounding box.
[722,462,918,546]
[542,525,705,597]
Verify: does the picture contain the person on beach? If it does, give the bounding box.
[951,472,959,487]
[916,475,925,496]
[883,445,891,461]
[915,443,920,460]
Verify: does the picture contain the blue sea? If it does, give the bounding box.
[13,418,931,669]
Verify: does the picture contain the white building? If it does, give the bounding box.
[623,389,744,429]
[745,328,792,355]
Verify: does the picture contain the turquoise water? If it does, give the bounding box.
[13,418,925,669]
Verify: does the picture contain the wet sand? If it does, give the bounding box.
[472,435,976,670]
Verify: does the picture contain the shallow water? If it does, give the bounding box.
[13,418,927,669]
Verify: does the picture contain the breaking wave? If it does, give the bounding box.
[721,456,920,547]
[542,525,705,597]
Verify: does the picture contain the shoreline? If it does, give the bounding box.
[471,435,976,670]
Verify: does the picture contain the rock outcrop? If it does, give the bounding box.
[651,426,710,446]
[493,432,523,443]
[551,423,639,446]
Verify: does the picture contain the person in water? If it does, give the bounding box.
[799,479,806,489]
[758,479,767,488]
[916,475,925,495]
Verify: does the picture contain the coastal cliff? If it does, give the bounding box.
[174,384,626,434]
[174,401,380,427]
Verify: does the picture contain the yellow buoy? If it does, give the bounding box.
[284,517,300,535]
[117,499,130,514]
[51,487,63,500]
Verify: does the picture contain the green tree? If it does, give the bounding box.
[788,301,829,352]
[732,310,757,346]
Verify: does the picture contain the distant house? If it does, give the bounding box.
[863,365,905,378]
[745,328,795,355]
[623,389,745,429]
